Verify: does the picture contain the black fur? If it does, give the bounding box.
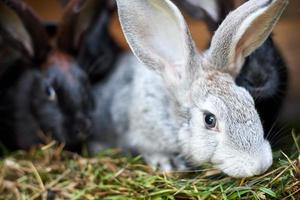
[236,37,288,136]
[0,0,117,152]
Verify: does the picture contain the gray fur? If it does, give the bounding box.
[91,0,287,177]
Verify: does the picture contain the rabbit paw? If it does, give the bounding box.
[143,153,188,172]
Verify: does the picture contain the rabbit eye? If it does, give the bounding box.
[45,86,56,101]
[204,113,217,129]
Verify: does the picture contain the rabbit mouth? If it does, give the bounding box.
[212,157,267,178]
[215,163,259,178]
[66,116,92,140]
[210,141,273,178]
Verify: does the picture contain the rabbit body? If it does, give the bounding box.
[89,0,288,178]
[91,54,180,159]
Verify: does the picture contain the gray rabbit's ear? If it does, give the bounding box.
[117,0,198,87]
[0,0,49,63]
[207,0,288,77]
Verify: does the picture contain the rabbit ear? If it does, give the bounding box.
[117,0,198,87]
[58,0,107,53]
[57,0,85,53]
[188,0,219,21]
[175,0,219,21]
[58,0,119,83]
[206,0,288,77]
[0,0,49,63]
[174,0,235,32]
[0,3,32,57]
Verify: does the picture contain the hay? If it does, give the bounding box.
[0,140,299,200]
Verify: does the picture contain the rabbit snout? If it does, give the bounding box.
[212,140,273,178]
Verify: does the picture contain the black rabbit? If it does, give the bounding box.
[58,0,122,154]
[0,0,118,152]
[57,0,120,83]
[173,0,288,142]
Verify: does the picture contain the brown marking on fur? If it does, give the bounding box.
[206,71,233,95]
[205,70,219,81]
[42,50,79,86]
[43,50,72,72]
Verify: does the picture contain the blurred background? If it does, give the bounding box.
[24,0,300,129]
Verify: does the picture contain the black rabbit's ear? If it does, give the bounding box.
[173,0,235,32]
[0,0,50,63]
[57,0,120,83]
[57,0,107,53]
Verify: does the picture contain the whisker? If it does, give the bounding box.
[268,125,289,143]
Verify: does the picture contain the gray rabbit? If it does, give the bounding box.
[90,0,288,177]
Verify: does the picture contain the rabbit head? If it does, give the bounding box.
[173,0,289,137]
[117,0,287,177]
[40,51,94,149]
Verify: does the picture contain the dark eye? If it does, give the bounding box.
[204,113,217,129]
[45,86,56,101]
